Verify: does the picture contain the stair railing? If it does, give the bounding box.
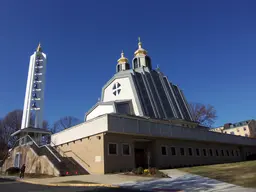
[49,140,80,167]
[50,140,90,168]
[63,150,90,168]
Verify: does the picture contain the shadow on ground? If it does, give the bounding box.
[0,178,17,182]
[0,178,148,192]
[119,174,240,192]
[82,188,150,192]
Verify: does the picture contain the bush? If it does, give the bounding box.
[132,167,144,175]
[132,167,169,178]
[5,167,20,175]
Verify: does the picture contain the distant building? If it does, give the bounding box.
[211,120,256,138]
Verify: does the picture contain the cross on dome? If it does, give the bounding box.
[134,37,147,56]
[117,50,129,64]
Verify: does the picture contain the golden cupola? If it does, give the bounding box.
[116,50,130,73]
[117,50,129,64]
[134,37,147,56]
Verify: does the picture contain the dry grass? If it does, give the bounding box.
[179,160,256,188]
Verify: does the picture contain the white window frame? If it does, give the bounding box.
[208,148,214,156]
[195,148,200,157]
[202,148,208,157]
[226,149,230,157]
[122,143,131,156]
[161,145,168,156]
[170,146,177,156]
[108,142,118,156]
[221,149,225,157]
[180,147,186,156]
[215,149,219,157]
[14,152,21,167]
[188,147,193,156]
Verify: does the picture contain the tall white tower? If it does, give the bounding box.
[21,43,47,129]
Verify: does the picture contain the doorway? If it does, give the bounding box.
[134,139,153,168]
[134,148,146,168]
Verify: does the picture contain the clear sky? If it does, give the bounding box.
[1,0,255,127]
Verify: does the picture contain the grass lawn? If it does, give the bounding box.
[179,160,256,188]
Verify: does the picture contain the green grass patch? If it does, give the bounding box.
[179,160,256,188]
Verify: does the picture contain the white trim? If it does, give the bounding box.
[51,115,108,146]
[107,114,256,147]
[108,142,118,156]
[161,145,168,156]
[121,143,131,156]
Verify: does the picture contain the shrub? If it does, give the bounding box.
[143,169,149,174]
[132,167,169,178]
[5,167,20,175]
[132,167,144,175]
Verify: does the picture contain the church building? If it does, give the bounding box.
[50,39,256,174]
[2,39,256,176]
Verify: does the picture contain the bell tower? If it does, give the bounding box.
[116,50,130,73]
[21,43,47,129]
[132,37,152,70]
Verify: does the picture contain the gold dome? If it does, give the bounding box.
[134,37,147,56]
[36,42,42,52]
[117,50,129,64]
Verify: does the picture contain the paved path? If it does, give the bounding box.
[0,178,144,192]
[2,169,256,191]
[16,173,153,185]
[119,169,256,192]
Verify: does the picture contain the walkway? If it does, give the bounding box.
[119,169,256,192]
[2,169,256,191]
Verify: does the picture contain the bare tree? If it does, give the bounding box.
[0,120,8,159]
[52,116,81,133]
[1,110,23,147]
[0,109,50,158]
[189,103,217,128]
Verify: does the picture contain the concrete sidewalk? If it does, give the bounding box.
[119,169,256,192]
[13,173,154,186]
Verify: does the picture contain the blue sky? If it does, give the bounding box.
[0,0,255,127]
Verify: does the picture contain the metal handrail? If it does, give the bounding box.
[49,140,81,166]
[22,135,61,162]
[63,150,90,167]
[50,140,90,168]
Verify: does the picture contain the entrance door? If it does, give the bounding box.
[134,148,146,168]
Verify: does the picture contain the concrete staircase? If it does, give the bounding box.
[27,136,88,176]
[47,146,89,176]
